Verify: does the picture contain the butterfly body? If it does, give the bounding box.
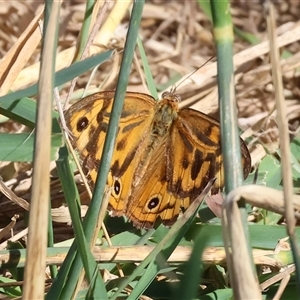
[65,91,251,229]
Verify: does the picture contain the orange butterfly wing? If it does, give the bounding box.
[66,91,251,229]
[65,92,156,215]
[120,98,251,228]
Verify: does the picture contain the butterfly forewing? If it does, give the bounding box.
[106,93,157,214]
[65,92,156,215]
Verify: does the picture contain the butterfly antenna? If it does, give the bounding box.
[172,56,215,92]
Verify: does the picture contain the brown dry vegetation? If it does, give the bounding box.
[1,1,300,298]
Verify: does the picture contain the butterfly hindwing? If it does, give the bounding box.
[125,145,183,228]
[169,108,224,203]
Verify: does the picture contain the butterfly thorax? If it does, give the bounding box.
[151,94,179,136]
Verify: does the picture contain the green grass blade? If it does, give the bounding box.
[210,1,257,297]
[136,36,158,99]
[74,0,94,60]
[211,1,244,192]
[46,146,107,299]
[0,51,112,104]
[0,97,60,129]
[82,0,145,246]
[0,132,63,162]
[172,231,210,300]
[53,2,145,298]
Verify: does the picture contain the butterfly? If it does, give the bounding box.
[65,91,251,229]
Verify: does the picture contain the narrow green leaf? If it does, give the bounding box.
[0,132,63,162]
[0,50,112,104]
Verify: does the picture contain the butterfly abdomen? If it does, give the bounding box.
[131,97,180,187]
